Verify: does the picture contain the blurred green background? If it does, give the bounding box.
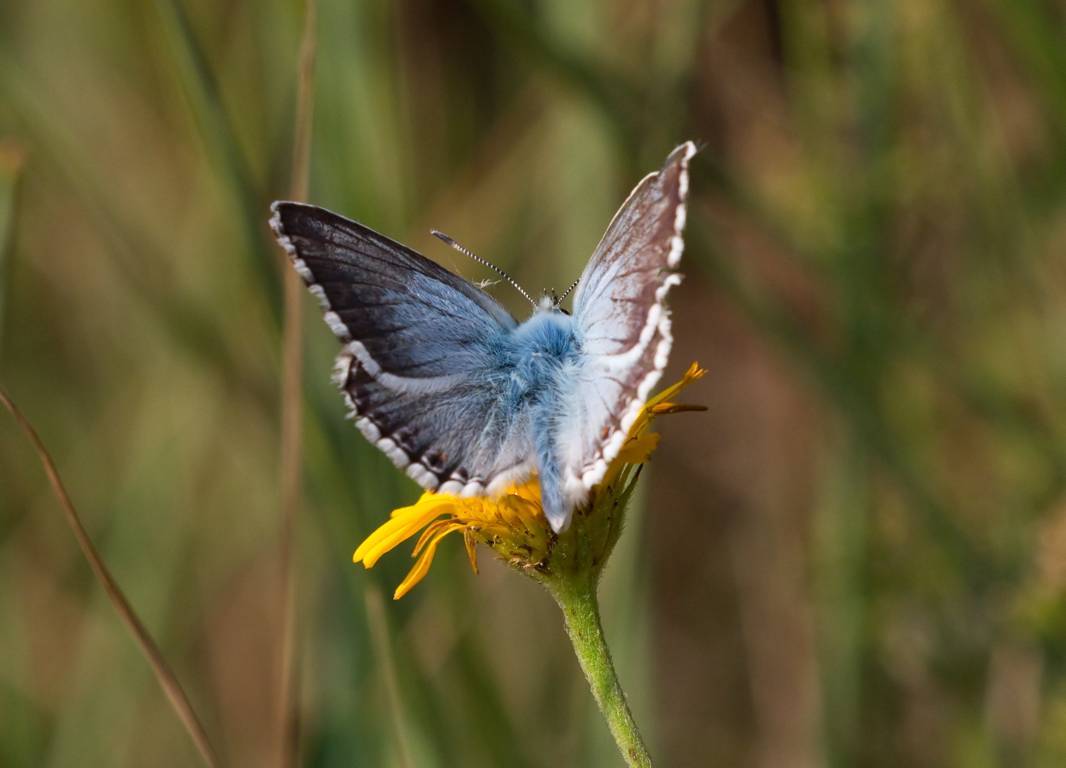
[2,1,1064,766]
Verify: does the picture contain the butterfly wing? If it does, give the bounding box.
[270,202,534,495]
[558,141,695,506]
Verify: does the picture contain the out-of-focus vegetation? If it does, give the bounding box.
[1,1,1064,766]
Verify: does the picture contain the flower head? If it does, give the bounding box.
[353,362,706,599]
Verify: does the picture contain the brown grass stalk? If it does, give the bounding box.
[277,1,317,766]
[0,388,220,767]
[365,587,415,768]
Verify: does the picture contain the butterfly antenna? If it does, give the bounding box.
[431,230,536,308]
[557,275,581,303]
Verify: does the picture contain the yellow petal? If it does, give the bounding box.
[616,432,661,465]
[649,402,707,415]
[463,530,480,574]
[392,522,465,600]
[510,480,542,504]
[645,362,706,411]
[354,498,451,567]
[411,518,461,558]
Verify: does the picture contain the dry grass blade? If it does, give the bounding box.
[0,140,24,355]
[277,1,317,766]
[365,587,415,768]
[0,388,220,768]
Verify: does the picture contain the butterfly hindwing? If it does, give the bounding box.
[270,202,534,494]
[558,141,695,504]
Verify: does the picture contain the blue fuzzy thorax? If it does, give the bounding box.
[499,307,580,530]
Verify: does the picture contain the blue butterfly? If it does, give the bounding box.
[270,141,694,532]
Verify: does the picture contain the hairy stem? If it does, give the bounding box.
[549,577,652,767]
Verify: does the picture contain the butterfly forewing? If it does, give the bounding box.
[560,141,695,503]
[271,202,533,495]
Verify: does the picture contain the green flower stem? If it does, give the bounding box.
[549,576,653,767]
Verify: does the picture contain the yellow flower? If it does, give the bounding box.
[353,362,706,599]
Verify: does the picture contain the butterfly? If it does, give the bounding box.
[270,141,694,532]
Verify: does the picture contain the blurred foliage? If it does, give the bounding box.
[1,1,1064,766]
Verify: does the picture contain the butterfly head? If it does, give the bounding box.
[536,275,580,314]
[537,290,559,313]
[535,288,575,315]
